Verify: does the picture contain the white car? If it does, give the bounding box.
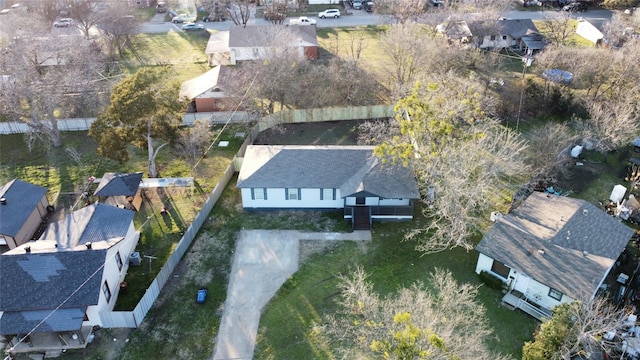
[172,14,195,23]
[318,9,340,18]
[53,18,74,27]
[182,23,205,31]
[289,16,316,25]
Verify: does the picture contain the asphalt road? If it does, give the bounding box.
[140,7,614,34]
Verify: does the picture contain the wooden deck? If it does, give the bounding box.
[502,291,552,321]
[5,326,94,356]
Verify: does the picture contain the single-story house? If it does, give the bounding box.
[475,192,635,320]
[576,18,604,46]
[479,19,545,54]
[0,203,139,354]
[0,179,49,251]
[205,31,231,66]
[179,65,239,113]
[236,145,420,230]
[93,172,143,211]
[220,25,318,65]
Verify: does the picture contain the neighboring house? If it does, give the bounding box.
[436,20,473,44]
[93,172,144,211]
[205,30,231,66]
[0,179,49,251]
[236,145,420,230]
[576,18,604,46]
[220,25,318,65]
[0,203,139,354]
[475,192,635,320]
[479,19,545,54]
[180,66,239,113]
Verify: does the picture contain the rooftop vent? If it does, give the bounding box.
[25,246,31,253]
[85,242,92,249]
[583,251,589,257]
[0,198,6,205]
[538,249,545,255]
[583,209,589,216]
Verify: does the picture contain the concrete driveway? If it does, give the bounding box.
[212,230,371,360]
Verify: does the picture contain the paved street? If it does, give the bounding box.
[141,7,615,34]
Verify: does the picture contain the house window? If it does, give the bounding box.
[491,260,510,279]
[115,251,123,271]
[321,188,335,200]
[502,35,508,40]
[252,188,267,200]
[548,288,563,301]
[490,35,496,41]
[103,281,112,303]
[356,197,365,205]
[286,188,300,200]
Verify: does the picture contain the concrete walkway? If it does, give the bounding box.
[212,230,371,360]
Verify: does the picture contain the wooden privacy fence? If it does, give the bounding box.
[98,104,394,328]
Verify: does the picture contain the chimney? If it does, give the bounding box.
[0,198,6,205]
[85,242,92,249]
[25,246,31,253]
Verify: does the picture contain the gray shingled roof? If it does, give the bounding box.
[237,145,420,199]
[499,19,539,38]
[39,203,134,249]
[0,179,47,237]
[94,172,143,197]
[228,25,318,48]
[0,308,86,334]
[0,250,107,334]
[476,192,635,299]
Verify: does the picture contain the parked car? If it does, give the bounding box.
[182,23,204,31]
[562,2,587,11]
[203,13,225,21]
[196,288,208,304]
[318,9,340,18]
[289,16,316,25]
[156,2,167,13]
[172,14,195,23]
[353,0,363,9]
[53,18,74,27]
[364,1,374,11]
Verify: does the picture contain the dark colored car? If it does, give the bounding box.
[196,288,208,304]
[562,2,587,11]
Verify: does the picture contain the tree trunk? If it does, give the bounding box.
[147,119,158,178]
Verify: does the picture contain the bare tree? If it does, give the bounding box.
[227,0,251,27]
[378,24,433,90]
[324,267,509,360]
[0,35,108,147]
[68,0,107,38]
[579,95,640,153]
[376,77,530,253]
[374,0,426,25]
[96,7,140,59]
[522,122,578,181]
[538,11,575,46]
[523,297,630,360]
[174,120,215,177]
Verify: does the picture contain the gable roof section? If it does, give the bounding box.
[237,145,420,199]
[205,30,230,55]
[0,179,47,237]
[39,202,134,250]
[0,250,106,313]
[180,65,222,100]
[228,25,318,48]
[94,172,143,197]
[498,19,539,38]
[476,192,634,300]
[0,308,87,334]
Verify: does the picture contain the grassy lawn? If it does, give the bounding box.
[533,19,595,47]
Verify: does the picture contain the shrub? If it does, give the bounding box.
[478,271,505,290]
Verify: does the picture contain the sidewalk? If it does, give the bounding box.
[212,229,370,360]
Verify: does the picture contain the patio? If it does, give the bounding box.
[5,326,94,357]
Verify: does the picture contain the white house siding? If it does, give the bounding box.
[475,253,573,311]
[87,227,139,327]
[378,198,411,206]
[240,188,343,209]
[480,35,515,49]
[308,0,341,4]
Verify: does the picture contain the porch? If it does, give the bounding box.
[4,326,94,356]
[344,204,414,230]
[502,290,552,321]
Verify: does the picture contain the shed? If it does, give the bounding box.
[0,179,49,250]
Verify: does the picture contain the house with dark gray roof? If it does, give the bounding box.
[237,145,420,230]
[0,203,139,354]
[94,172,143,211]
[0,179,49,251]
[478,19,546,54]
[226,25,318,65]
[475,192,635,320]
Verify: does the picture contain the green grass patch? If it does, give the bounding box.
[533,19,596,47]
